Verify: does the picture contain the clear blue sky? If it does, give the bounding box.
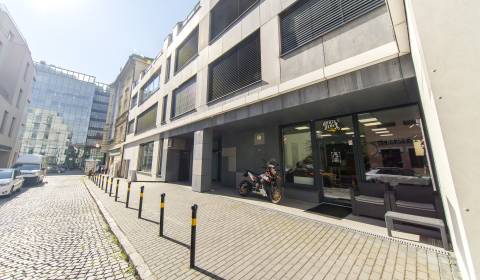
[2,0,198,83]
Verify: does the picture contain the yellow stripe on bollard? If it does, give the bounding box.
[160,202,165,208]
[140,192,143,198]
[192,218,197,226]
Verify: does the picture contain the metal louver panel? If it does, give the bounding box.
[175,27,199,73]
[172,76,197,118]
[281,0,385,55]
[210,0,259,41]
[208,31,261,102]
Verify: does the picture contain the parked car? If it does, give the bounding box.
[365,167,431,186]
[12,154,47,185]
[0,169,24,197]
[47,166,62,174]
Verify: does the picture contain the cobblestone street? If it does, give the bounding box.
[0,174,136,280]
[86,175,461,280]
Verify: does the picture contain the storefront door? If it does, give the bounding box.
[315,117,356,204]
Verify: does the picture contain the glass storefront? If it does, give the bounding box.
[358,106,431,186]
[282,124,314,187]
[315,116,356,202]
[280,105,432,205]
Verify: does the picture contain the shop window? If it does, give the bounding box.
[138,142,154,172]
[358,105,431,186]
[208,31,261,102]
[282,124,314,186]
[280,0,385,55]
[175,27,199,73]
[136,104,157,134]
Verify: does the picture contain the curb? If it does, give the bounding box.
[82,178,157,280]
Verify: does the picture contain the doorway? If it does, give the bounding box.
[178,150,191,182]
[315,117,356,205]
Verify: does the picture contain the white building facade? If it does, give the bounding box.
[122,0,479,278]
[0,4,34,168]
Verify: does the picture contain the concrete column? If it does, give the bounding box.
[192,129,213,192]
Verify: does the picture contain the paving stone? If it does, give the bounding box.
[85,176,460,280]
[0,175,136,280]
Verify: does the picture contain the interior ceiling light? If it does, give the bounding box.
[294,126,310,131]
[321,134,332,137]
[341,127,351,131]
[371,128,387,131]
[345,132,354,135]
[363,122,382,126]
[375,131,390,134]
[380,134,394,137]
[359,117,378,123]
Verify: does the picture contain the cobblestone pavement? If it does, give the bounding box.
[87,175,461,280]
[0,175,136,280]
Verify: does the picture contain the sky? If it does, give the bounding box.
[2,0,198,83]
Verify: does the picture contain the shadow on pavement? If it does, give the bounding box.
[193,267,226,280]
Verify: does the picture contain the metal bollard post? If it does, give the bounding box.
[115,179,119,202]
[125,181,131,208]
[138,186,144,219]
[190,204,198,269]
[109,178,113,196]
[159,193,165,237]
[100,176,103,190]
[104,177,109,194]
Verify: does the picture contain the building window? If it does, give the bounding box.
[358,105,431,185]
[280,0,385,55]
[131,94,138,109]
[140,72,160,104]
[16,89,23,108]
[8,117,16,137]
[136,104,157,134]
[171,76,196,119]
[0,110,8,134]
[127,119,135,134]
[208,30,261,102]
[165,56,171,83]
[157,139,164,175]
[210,0,258,41]
[175,27,199,73]
[161,95,168,124]
[138,141,154,172]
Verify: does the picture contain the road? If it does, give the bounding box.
[0,174,136,280]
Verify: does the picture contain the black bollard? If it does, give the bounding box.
[115,179,119,202]
[104,177,108,194]
[100,176,104,190]
[190,204,198,269]
[125,181,131,208]
[159,193,165,237]
[109,178,113,196]
[138,186,144,219]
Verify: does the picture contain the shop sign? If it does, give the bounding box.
[322,120,340,132]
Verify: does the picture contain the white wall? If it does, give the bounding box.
[0,4,34,167]
[405,0,480,278]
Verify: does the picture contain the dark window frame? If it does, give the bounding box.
[165,56,172,84]
[127,119,135,135]
[137,141,154,173]
[207,30,262,103]
[171,75,197,120]
[209,0,260,43]
[161,95,168,125]
[279,0,386,56]
[139,70,161,104]
[130,94,138,109]
[135,103,158,135]
[174,27,199,74]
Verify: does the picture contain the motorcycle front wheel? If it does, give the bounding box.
[238,180,252,197]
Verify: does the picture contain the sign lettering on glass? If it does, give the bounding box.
[322,120,340,132]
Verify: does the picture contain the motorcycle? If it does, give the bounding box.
[238,160,283,204]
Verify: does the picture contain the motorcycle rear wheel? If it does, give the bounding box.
[238,180,252,196]
[269,185,283,204]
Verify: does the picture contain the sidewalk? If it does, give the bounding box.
[85,176,461,280]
